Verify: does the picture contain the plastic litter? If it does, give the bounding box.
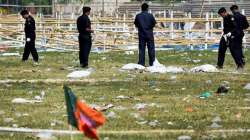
[212,116,221,123]
[216,85,229,94]
[67,68,94,78]
[133,103,147,111]
[210,122,222,128]
[244,83,250,90]
[146,59,167,73]
[177,135,192,140]
[121,63,145,70]
[199,92,212,99]
[12,98,42,104]
[36,132,57,140]
[148,120,159,127]
[106,111,117,119]
[190,64,218,73]
[4,118,13,123]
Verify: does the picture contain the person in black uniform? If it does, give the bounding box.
[20,10,39,63]
[134,3,156,66]
[217,7,240,69]
[77,7,93,68]
[230,5,249,70]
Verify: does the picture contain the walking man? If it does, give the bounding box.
[230,5,249,70]
[20,10,39,63]
[134,3,156,66]
[217,7,240,70]
[77,7,93,68]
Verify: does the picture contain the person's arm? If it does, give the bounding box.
[134,15,139,28]
[26,17,36,41]
[86,18,93,33]
[243,16,249,30]
[151,15,156,28]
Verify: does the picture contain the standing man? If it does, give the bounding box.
[230,5,249,70]
[134,3,156,66]
[20,10,39,63]
[77,7,93,68]
[217,7,240,70]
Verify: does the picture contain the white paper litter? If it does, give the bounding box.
[1,53,20,56]
[67,68,93,78]
[146,59,167,73]
[133,103,147,110]
[106,111,117,119]
[244,83,250,90]
[121,63,145,70]
[165,66,185,73]
[190,64,218,73]
[178,135,192,140]
[11,98,42,104]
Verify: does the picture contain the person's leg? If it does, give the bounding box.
[29,39,39,62]
[22,42,30,61]
[79,36,84,66]
[138,37,146,66]
[147,38,156,66]
[84,38,92,67]
[229,37,244,68]
[217,37,227,68]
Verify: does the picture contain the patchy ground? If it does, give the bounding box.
[0,48,250,140]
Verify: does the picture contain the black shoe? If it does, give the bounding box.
[216,65,223,69]
[80,64,88,68]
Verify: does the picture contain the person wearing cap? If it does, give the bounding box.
[20,9,39,63]
[77,7,93,68]
[217,7,239,70]
[134,3,156,66]
[230,5,249,70]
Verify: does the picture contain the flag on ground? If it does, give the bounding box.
[64,86,105,140]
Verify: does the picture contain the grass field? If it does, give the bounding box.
[0,48,250,140]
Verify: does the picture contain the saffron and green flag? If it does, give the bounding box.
[64,86,105,140]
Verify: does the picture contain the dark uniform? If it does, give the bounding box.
[217,14,240,68]
[134,11,156,66]
[232,12,249,67]
[22,15,38,62]
[77,14,92,67]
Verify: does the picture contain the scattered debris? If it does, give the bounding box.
[186,107,194,112]
[133,103,147,111]
[170,75,177,80]
[12,98,42,104]
[113,106,127,111]
[199,92,212,99]
[210,122,222,128]
[206,80,212,84]
[236,112,241,119]
[99,104,114,112]
[125,51,134,55]
[1,52,20,56]
[216,85,229,94]
[165,66,185,73]
[121,63,145,70]
[244,83,250,90]
[212,116,221,123]
[4,118,14,123]
[167,121,174,125]
[67,68,94,78]
[106,111,117,119]
[115,95,131,99]
[177,135,192,140]
[36,132,57,140]
[148,120,159,127]
[190,64,218,73]
[192,59,201,63]
[146,59,167,73]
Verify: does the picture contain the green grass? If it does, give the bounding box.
[0,48,250,139]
